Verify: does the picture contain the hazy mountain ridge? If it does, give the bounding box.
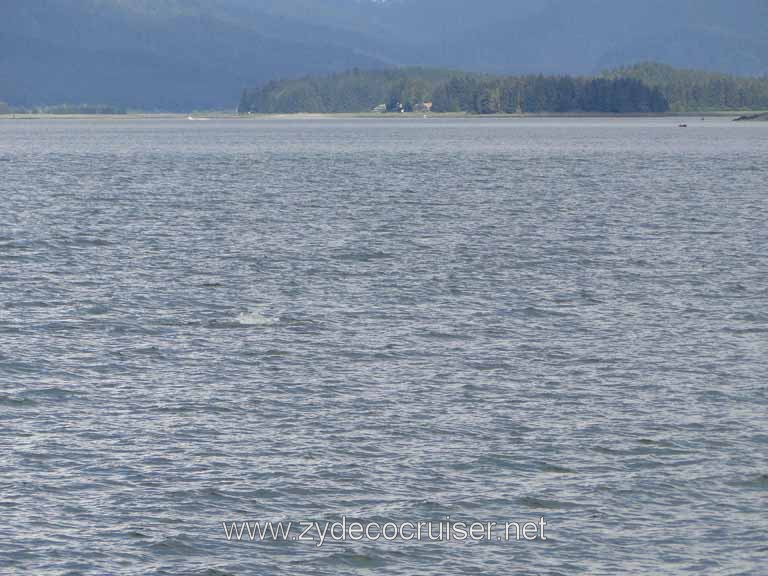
[0,0,393,109]
[1,0,766,109]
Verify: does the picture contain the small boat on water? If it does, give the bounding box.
[678,124,688,128]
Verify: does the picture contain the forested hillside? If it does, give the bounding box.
[239,69,669,114]
[0,0,389,109]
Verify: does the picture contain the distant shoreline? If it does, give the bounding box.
[1,111,761,121]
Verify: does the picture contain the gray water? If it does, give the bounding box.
[1,117,766,575]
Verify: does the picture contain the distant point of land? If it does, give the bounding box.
[734,112,768,121]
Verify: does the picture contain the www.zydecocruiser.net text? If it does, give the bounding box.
[222,517,548,547]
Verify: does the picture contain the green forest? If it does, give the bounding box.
[239,63,768,115]
[603,62,768,112]
[239,68,669,114]
[430,75,668,114]
[238,68,458,114]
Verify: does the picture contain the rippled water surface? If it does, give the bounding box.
[1,118,767,575]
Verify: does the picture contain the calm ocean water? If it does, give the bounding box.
[1,117,766,575]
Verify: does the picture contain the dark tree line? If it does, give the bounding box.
[604,62,768,112]
[239,68,670,114]
[431,76,668,114]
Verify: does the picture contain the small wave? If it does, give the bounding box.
[149,536,200,555]
[336,250,394,262]
[0,361,38,374]
[539,463,576,474]
[324,552,386,569]
[466,360,512,371]
[4,299,63,310]
[0,394,38,407]
[518,495,576,510]
[0,241,25,251]
[191,570,236,576]
[70,236,113,247]
[732,473,768,490]
[723,327,768,335]
[27,387,78,399]
[236,310,278,326]
[79,304,112,316]
[520,306,574,318]
[420,330,468,340]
